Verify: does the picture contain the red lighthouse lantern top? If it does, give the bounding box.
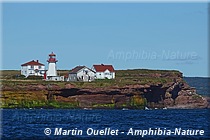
[47,52,58,63]
[49,52,56,56]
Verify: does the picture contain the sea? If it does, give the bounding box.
[1,77,210,139]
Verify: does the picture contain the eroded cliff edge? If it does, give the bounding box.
[1,69,209,109]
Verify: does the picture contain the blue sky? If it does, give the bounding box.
[2,3,209,77]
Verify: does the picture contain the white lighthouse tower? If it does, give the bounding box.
[47,52,58,77]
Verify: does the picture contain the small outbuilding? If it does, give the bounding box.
[68,66,95,82]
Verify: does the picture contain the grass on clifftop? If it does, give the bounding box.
[0,69,182,88]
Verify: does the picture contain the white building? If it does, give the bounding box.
[21,60,45,77]
[68,66,95,82]
[45,52,64,81]
[92,64,115,79]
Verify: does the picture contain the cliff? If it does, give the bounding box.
[0,69,209,109]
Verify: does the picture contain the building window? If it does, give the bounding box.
[31,65,34,69]
[38,66,41,69]
[84,70,88,74]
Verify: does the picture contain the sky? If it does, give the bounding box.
[2,2,209,77]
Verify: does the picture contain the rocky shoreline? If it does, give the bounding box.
[1,70,209,109]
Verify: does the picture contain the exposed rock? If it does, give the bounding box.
[174,94,208,109]
[164,98,174,106]
[37,84,47,90]
[65,84,75,89]
[46,81,208,109]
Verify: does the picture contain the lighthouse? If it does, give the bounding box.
[47,52,58,77]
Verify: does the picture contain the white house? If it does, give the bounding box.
[21,60,45,77]
[68,66,95,82]
[92,64,115,79]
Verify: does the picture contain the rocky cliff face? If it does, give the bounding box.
[49,81,208,109]
[1,71,209,109]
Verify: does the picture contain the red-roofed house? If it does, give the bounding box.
[21,60,45,77]
[92,64,115,79]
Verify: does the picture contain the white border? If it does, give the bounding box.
[0,1,209,140]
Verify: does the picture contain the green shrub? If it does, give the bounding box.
[26,75,43,80]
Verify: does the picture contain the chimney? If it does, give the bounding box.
[101,64,104,66]
[37,60,39,62]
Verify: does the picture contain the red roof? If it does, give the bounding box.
[21,60,44,66]
[93,64,115,72]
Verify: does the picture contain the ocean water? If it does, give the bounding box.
[184,77,209,96]
[2,109,210,139]
[1,77,210,139]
